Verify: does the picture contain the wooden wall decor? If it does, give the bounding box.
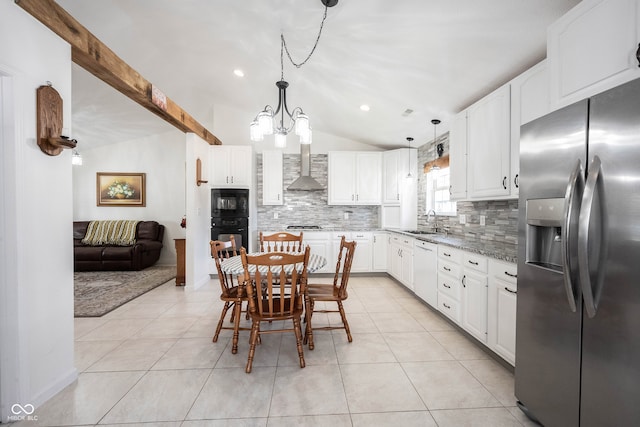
[196,158,208,186]
[36,83,76,156]
[423,154,450,173]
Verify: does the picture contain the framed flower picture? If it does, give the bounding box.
[96,172,146,207]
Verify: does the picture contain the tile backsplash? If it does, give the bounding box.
[256,154,379,230]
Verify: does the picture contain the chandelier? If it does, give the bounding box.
[249,0,338,147]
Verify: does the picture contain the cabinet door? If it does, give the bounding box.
[382,151,400,205]
[355,153,381,204]
[351,232,372,272]
[210,145,230,186]
[449,110,468,200]
[390,241,403,281]
[401,247,414,290]
[510,60,550,196]
[493,279,517,364]
[328,152,356,205]
[372,233,388,271]
[462,270,488,343]
[304,232,332,274]
[467,85,511,199]
[229,146,252,186]
[414,242,437,307]
[548,0,640,108]
[262,150,283,205]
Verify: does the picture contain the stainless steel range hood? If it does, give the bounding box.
[287,144,324,191]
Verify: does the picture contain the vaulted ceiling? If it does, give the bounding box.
[58,0,581,150]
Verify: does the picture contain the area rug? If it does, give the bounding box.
[74,265,176,317]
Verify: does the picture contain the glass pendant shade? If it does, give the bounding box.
[71,150,82,166]
[295,113,309,136]
[257,111,274,135]
[274,131,287,148]
[300,128,312,145]
[250,120,263,141]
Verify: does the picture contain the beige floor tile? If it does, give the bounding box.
[269,365,348,416]
[74,340,122,372]
[394,296,432,313]
[279,333,337,366]
[86,338,176,372]
[160,302,216,318]
[351,411,438,427]
[371,312,426,333]
[133,316,200,339]
[215,333,282,369]
[74,317,109,340]
[507,406,540,426]
[334,333,397,364]
[106,301,177,319]
[461,359,516,407]
[17,371,144,426]
[75,318,153,341]
[266,414,351,427]
[430,407,521,426]
[340,363,426,413]
[403,361,501,410]
[187,367,276,419]
[182,315,220,339]
[102,369,210,423]
[152,337,226,370]
[330,312,378,334]
[430,331,490,360]
[100,423,181,427]
[183,420,268,427]
[383,332,455,362]
[410,310,456,332]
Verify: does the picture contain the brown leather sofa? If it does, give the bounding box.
[73,221,165,271]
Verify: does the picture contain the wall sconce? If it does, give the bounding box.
[36,82,77,156]
[196,158,208,186]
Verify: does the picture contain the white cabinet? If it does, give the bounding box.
[467,84,511,199]
[303,232,332,274]
[382,150,401,205]
[437,246,463,324]
[449,110,468,200]
[488,259,518,365]
[548,0,640,109]
[262,150,283,205]
[389,234,414,290]
[509,60,550,196]
[210,145,252,188]
[372,232,388,271]
[381,149,417,230]
[461,252,489,343]
[351,232,373,273]
[328,152,382,205]
[413,240,437,308]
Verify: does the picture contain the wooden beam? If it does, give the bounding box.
[15,0,222,145]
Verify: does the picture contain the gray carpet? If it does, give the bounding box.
[74,265,176,317]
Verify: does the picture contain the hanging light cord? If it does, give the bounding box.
[280,3,329,78]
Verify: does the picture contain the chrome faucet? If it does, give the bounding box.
[426,209,437,232]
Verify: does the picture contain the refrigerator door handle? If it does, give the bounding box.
[562,159,584,312]
[578,155,607,318]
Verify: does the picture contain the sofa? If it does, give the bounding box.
[73,220,165,271]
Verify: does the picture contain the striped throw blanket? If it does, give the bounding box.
[81,220,140,246]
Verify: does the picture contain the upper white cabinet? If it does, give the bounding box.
[328,151,381,205]
[509,60,550,196]
[382,150,401,205]
[467,84,511,199]
[262,150,283,205]
[548,0,640,109]
[449,110,468,200]
[210,145,252,188]
[381,149,417,229]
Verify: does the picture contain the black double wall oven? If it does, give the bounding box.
[211,188,249,251]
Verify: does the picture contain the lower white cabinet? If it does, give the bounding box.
[389,234,414,290]
[437,246,463,323]
[413,240,437,308]
[351,232,373,273]
[372,232,388,271]
[488,259,518,366]
[302,232,332,274]
[461,252,489,343]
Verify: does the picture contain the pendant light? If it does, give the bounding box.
[406,137,414,181]
[431,119,442,171]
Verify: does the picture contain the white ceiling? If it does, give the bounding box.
[57,0,581,150]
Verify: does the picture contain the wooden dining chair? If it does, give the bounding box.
[259,231,304,253]
[210,236,250,354]
[240,246,310,373]
[304,236,356,350]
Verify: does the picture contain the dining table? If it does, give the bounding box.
[219,251,327,275]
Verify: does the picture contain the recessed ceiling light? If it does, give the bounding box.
[360,104,370,112]
[233,69,245,77]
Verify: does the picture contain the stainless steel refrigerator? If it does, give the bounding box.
[516,76,640,427]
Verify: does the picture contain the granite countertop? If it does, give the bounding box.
[386,229,518,264]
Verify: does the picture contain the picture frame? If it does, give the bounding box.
[96,172,146,207]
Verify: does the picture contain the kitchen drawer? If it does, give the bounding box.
[438,261,461,279]
[351,231,372,241]
[330,232,350,241]
[438,291,461,324]
[438,273,461,300]
[438,246,462,264]
[489,259,518,285]
[463,253,488,273]
[302,232,330,241]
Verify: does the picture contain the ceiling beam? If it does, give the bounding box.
[15,0,222,145]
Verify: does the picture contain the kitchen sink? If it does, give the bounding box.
[402,230,439,235]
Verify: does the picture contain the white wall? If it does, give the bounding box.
[0,2,76,421]
[185,133,212,288]
[72,129,186,265]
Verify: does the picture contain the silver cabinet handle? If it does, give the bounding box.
[462,275,466,287]
[468,260,478,266]
[443,303,451,309]
[502,176,507,189]
[443,283,451,289]
[504,271,517,278]
[226,176,229,184]
[443,252,451,257]
[505,287,517,294]
[562,159,584,313]
[443,266,451,272]
[514,174,519,188]
[578,155,607,319]
[231,176,234,183]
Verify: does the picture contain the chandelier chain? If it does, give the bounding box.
[280,3,329,76]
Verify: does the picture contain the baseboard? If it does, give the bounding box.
[30,367,78,411]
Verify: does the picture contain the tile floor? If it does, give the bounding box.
[16,274,538,427]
